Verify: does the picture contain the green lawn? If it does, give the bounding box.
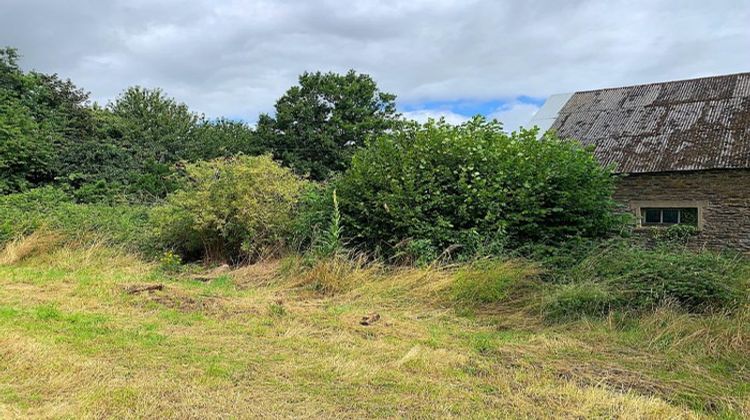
[0,245,747,418]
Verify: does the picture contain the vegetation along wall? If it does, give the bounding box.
[614,169,750,252]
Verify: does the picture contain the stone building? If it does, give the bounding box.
[530,73,750,251]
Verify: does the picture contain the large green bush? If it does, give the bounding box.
[150,155,308,263]
[335,117,621,258]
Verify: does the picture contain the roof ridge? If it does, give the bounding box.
[574,72,750,95]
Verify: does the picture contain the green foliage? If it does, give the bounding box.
[543,243,749,317]
[256,70,401,180]
[150,155,308,263]
[289,183,335,250]
[452,259,539,305]
[190,118,262,160]
[395,239,438,266]
[158,251,183,272]
[336,117,621,259]
[0,48,58,193]
[542,282,618,320]
[0,186,70,243]
[1,46,261,202]
[314,189,344,257]
[651,224,699,247]
[0,186,149,250]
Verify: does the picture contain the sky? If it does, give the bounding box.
[2,0,749,131]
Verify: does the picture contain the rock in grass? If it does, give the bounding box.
[360,313,380,326]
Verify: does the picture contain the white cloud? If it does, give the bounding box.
[488,102,541,132]
[401,109,471,125]
[1,0,748,121]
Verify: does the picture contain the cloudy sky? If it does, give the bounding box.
[2,0,749,131]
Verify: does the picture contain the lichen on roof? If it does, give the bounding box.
[549,72,750,173]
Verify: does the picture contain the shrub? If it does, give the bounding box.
[651,224,698,247]
[49,203,150,249]
[394,239,439,266]
[290,183,336,252]
[158,250,183,272]
[335,117,622,259]
[149,155,308,263]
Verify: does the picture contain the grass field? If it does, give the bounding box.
[0,242,748,418]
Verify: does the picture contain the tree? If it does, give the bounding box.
[0,48,58,193]
[106,87,201,199]
[0,47,264,202]
[0,94,53,193]
[110,86,199,164]
[189,118,261,160]
[256,70,401,180]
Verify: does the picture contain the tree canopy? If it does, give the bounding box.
[256,70,401,180]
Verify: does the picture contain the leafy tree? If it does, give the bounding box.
[109,86,199,164]
[335,117,622,259]
[0,47,98,194]
[0,95,53,193]
[0,48,56,193]
[105,87,261,201]
[190,118,261,160]
[256,70,400,180]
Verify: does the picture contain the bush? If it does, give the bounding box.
[651,224,698,247]
[335,117,622,259]
[552,243,748,314]
[290,183,345,256]
[150,155,308,263]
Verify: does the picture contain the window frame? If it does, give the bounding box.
[628,200,706,230]
[640,207,695,226]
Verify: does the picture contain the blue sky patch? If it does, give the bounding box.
[399,96,546,118]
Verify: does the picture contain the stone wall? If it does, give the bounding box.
[614,169,750,252]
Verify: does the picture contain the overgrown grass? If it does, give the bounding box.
[540,242,750,319]
[0,245,748,417]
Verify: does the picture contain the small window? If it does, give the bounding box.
[640,207,698,226]
[644,208,661,224]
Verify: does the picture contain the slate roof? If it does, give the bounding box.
[548,72,750,174]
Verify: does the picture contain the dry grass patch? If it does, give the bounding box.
[0,246,747,418]
[0,231,63,265]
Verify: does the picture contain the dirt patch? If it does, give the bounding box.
[124,284,163,294]
[126,285,224,314]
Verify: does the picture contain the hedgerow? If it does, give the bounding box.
[335,117,622,259]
